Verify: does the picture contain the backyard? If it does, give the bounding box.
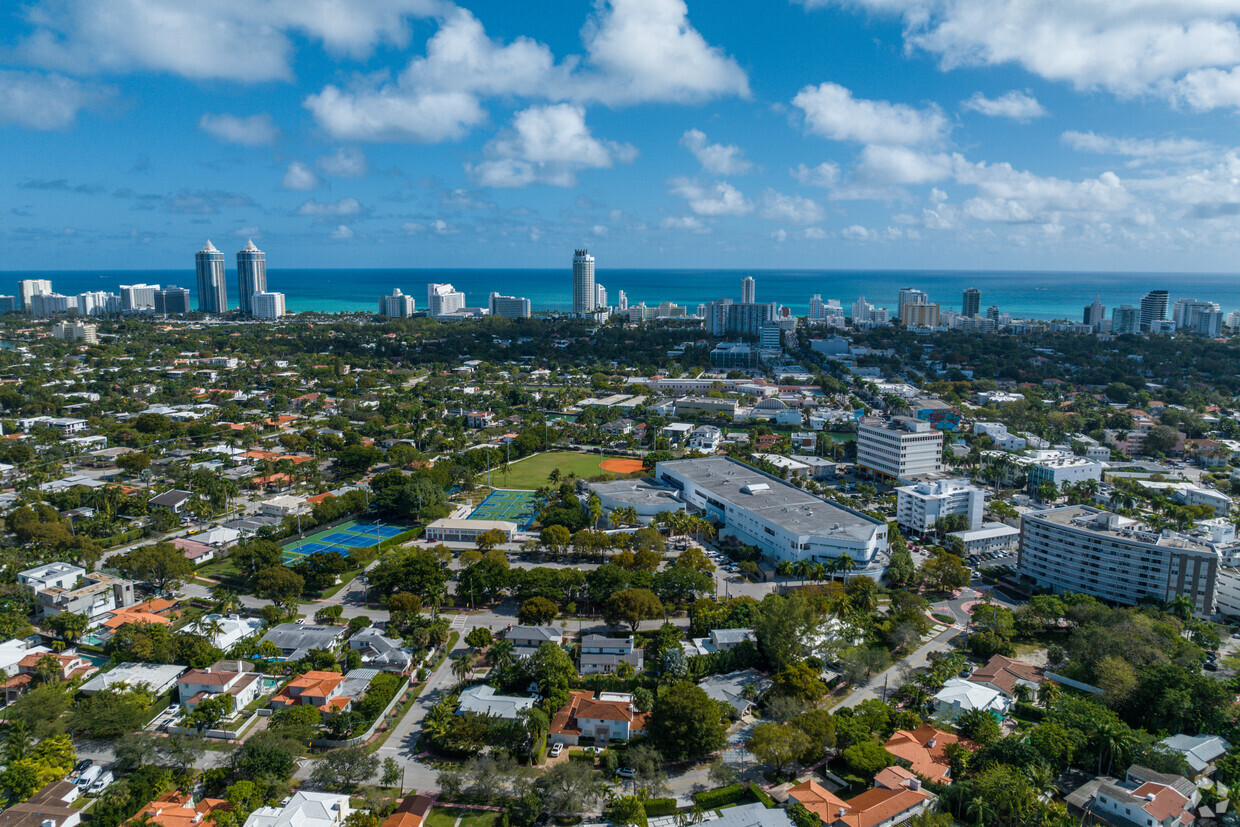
[425,808,496,827]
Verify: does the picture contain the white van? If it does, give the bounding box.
[76,765,101,790]
[88,771,113,795]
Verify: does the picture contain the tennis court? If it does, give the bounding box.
[468,490,541,529]
[282,519,407,561]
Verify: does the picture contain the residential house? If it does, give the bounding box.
[0,638,50,677]
[258,623,346,661]
[1159,734,1231,779]
[381,796,433,827]
[1089,766,1200,827]
[967,654,1046,701]
[932,677,1010,721]
[506,625,563,658]
[187,614,263,651]
[348,627,413,671]
[683,628,757,657]
[579,634,644,675]
[172,537,217,564]
[98,597,178,637]
[1,652,95,702]
[456,685,536,720]
[33,571,136,624]
[696,669,772,715]
[270,670,350,716]
[662,423,694,445]
[548,690,648,745]
[17,562,85,594]
[884,725,974,784]
[0,781,81,827]
[243,791,351,827]
[790,770,934,827]
[149,489,193,515]
[80,662,188,696]
[177,661,263,713]
[132,792,231,827]
[688,425,723,453]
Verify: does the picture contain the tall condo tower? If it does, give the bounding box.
[1139,290,1169,332]
[236,240,267,316]
[195,240,227,314]
[962,288,981,317]
[572,249,595,315]
[741,276,755,304]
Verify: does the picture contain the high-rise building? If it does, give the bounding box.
[18,279,52,312]
[1172,298,1219,330]
[488,293,531,319]
[29,293,75,315]
[1113,305,1140,334]
[986,305,1000,322]
[901,303,940,327]
[962,288,980,318]
[119,284,159,312]
[759,323,783,351]
[1228,310,1240,330]
[379,289,416,318]
[852,296,873,322]
[195,240,228,314]
[595,284,607,310]
[572,249,595,315]
[857,417,943,482]
[236,240,267,316]
[1189,309,1224,337]
[0,296,18,313]
[897,288,927,318]
[1139,290,1169,332]
[617,290,628,311]
[52,321,97,344]
[1084,296,1106,330]
[250,291,286,320]
[78,291,118,315]
[427,283,465,317]
[154,287,191,315]
[808,294,825,320]
[741,276,755,304]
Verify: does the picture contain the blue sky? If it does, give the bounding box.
[5,0,1240,271]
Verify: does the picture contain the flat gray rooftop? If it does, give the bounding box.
[660,457,881,540]
[1032,506,1214,553]
[589,478,683,507]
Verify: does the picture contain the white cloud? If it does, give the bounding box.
[668,177,754,216]
[803,227,829,239]
[660,215,709,231]
[592,224,609,236]
[962,90,1046,121]
[799,0,1240,109]
[791,162,841,188]
[317,147,369,177]
[840,224,874,240]
[680,129,751,175]
[793,82,947,145]
[770,229,788,242]
[198,113,281,146]
[296,197,363,216]
[576,0,751,104]
[954,159,1132,220]
[856,145,953,185]
[231,225,261,238]
[0,69,111,130]
[16,0,442,82]
[760,189,825,224]
[281,161,321,191]
[1061,131,1214,163]
[330,224,355,239]
[467,104,636,188]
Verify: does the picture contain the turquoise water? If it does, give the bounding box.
[4,267,1237,319]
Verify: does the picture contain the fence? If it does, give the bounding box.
[310,676,411,748]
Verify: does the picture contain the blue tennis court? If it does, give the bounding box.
[320,531,382,547]
[281,519,409,561]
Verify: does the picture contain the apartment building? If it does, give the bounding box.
[856,417,943,482]
[895,477,985,535]
[1017,506,1219,616]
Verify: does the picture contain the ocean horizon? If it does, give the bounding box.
[3,267,1237,320]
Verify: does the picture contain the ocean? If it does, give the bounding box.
[4,268,1238,320]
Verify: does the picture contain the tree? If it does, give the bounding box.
[253,566,305,600]
[539,524,571,558]
[661,647,688,680]
[230,540,284,577]
[474,528,507,553]
[518,597,559,626]
[773,662,829,704]
[885,530,915,588]
[602,588,663,633]
[111,542,193,592]
[186,694,235,731]
[522,642,578,715]
[841,740,894,776]
[954,709,1002,746]
[269,704,323,743]
[648,681,726,761]
[116,451,152,475]
[464,627,493,648]
[748,722,811,775]
[309,746,380,791]
[381,756,402,788]
[229,730,301,781]
[535,759,605,818]
[67,686,153,739]
[315,605,344,625]
[47,611,88,645]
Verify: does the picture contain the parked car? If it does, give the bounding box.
[72,759,92,778]
[89,771,113,795]
[549,743,563,758]
[616,768,636,778]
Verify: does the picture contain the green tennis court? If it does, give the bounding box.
[468,490,541,529]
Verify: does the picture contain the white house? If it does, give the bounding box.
[17,562,85,594]
[579,634,643,675]
[348,627,413,671]
[549,690,647,745]
[688,425,723,453]
[244,792,351,827]
[187,614,263,652]
[456,685,536,720]
[932,677,1009,721]
[177,662,263,713]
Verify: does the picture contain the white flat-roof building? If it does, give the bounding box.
[895,477,985,535]
[950,522,1020,556]
[589,478,686,525]
[857,417,943,482]
[18,562,85,594]
[1137,481,1232,516]
[655,457,888,576]
[457,685,536,719]
[1018,506,1221,617]
[424,518,517,543]
[244,792,351,827]
[80,662,187,696]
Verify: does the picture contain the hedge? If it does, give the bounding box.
[749,783,776,809]
[1014,702,1045,721]
[788,803,822,827]
[693,784,750,810]
[643,799,677,817]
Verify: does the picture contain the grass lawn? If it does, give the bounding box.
[426,808,496,827]
[499,450,637,490]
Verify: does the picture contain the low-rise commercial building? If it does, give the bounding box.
[1017,506,1220,616]
[424,519,517,543]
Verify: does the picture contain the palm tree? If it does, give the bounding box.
[964,798,991,827]
[836,552,855,584]
[451,655,470,686]
[792,559,812,586]
[1094,719,1136,775]
[201,617,225,646]
[211,587,241,616]
[776,560,793,580]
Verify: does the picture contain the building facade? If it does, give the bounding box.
[488,292,531,318]
[962,288,980,317]
[427,283,465,317]
[895,478,985,535]
[250,291,286,320]
[857,417,944,482]
[1139,289,1169,332]
[195,241,228,314]
[154,287,191,315]
[236,240,267,316]
[119,284,158,312]
[378,289,416,318]
[572,249,595,316]
[18,279,52,312]
[741,276,755,304]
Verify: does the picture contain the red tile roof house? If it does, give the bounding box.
[884,725,975,785]
[178,662,263,713]
[548,690,649,746]
[1,653,95,702]
[790,767,935,827]
[967,654,1046,700]
[270,670,353,718]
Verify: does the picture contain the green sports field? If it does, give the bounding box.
[499,450,639,490]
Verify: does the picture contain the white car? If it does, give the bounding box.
[549,743,563,757]
[616,767,636,778]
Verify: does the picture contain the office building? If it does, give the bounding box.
[595,283,607,310]
[896,478,985,535]
[427,283,465,317]
[759,324,783,351]
[1139,289,1169,332]
[18,279,52,312]
[378,289,416,318]
[195,240,228,314]
[488,293,531,319]
[1112,304,1140,334]
[901,302,940,328]
[52,321,98,344]
[654,457,889,574]
[704,300,774,337]
[1084,295,1106,330]
[856,417,943,482]
[154,287,191,315]
[119,283,158,312]
[250,291,285,320]
[572,249,595,316]
[236,240,267,316]
[962,288,980,317]
[741,276,755,304]
[1018,506,1220,616]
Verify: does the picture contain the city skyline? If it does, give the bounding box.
[7,3,1240,272]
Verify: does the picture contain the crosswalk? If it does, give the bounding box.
[448,613,467,630]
